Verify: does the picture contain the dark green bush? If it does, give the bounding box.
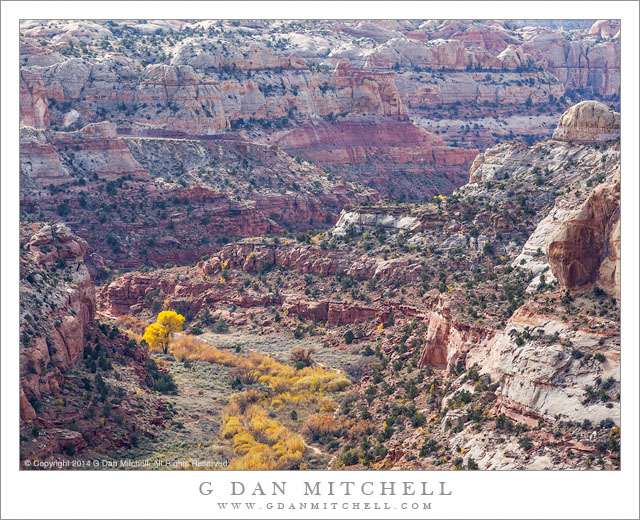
[344,330,355,344]
[341,449,359,466]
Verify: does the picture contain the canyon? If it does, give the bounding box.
[19,19,621,471]
[96,99,620,469]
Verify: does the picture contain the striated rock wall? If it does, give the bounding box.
[278,119,478,199]
[20,70,50,128]
[20,122,149,190]
[282,299,386,327]
[552,100,620,143]
[20,124,372,271]
[20,58,409,134]
[522,31,620,97]
[418,293,496,371]
[99,237,431,317]
[19,19,620,140]
[278,120,472,164]
[547,172,620,298]
[395,70,564,109]
[482,301,619,425]
[333,207,421,235]
[366,38,506,70]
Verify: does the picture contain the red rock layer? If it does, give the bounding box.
[20,225,95,419]
[278,120,478,198]
[279,120,475,164]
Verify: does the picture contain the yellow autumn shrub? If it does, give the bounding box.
[232,432,258,455]
[221,416,244,439]
[301,413,336,439]
[326,377,352,392]
[169,333,352,470]
[319,398,337,413]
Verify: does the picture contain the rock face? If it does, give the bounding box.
[332,61,409,120]
[483,300,620,425]
[19,223,166,463]
[170,38,308,71]
[523,30,620,97]
[395,70,564,109]
[20,123,149,190]
[418,293,496,371]
[589,20,620,39]
[447,108,618,424]
[20,70,50,128]
[548,172,620,298]
[278,120,478,200]
[333,207,421,235]
[412,103,619,423]
[19,56,409,135]
[19,19,620,156]
[552,100,620,143]
[422,20,518,54]
[99,238,428,317]
[278,120,472,166]
[20,224,95,419]
[282,299,387,327]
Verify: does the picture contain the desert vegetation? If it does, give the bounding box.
[166,334,350,469]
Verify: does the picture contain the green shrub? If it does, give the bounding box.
[212,319,229,334]
[27,395,42,414]
[153,374,177,394]
[495,414,514,432]
[411,412,426,428]
[518,437,533,451]
[341,449,359,466]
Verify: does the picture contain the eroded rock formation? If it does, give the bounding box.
[20,224,95,418]
[548,172,620,298]
[552,100,620,143]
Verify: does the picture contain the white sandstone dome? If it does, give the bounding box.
[552,100,620,143]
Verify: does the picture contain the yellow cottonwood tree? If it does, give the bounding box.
[143,311,185,354]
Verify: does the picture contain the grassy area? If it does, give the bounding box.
[114,332,365,469]
[116,359,235,468]
[198,331,364,370]
[171,335,351,470]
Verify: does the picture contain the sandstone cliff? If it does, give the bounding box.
[19,19,619,153]
[20,124,374,271]
[552,100,620,143]
[20,224,95,419]
[547,172,620,298]
[278,119,478,200]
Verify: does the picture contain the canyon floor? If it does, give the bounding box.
[114,332,364,469]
